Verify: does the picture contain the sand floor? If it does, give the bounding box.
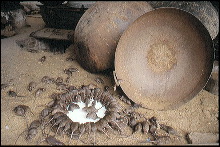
[1,15,219,145]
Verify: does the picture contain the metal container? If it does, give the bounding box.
[74,1,153,73]
[114,8,214,110]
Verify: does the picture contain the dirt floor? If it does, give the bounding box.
[1,14,219,145]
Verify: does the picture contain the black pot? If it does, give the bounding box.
[38,5,87,30]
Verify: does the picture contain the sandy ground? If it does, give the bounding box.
[1,15,219,145]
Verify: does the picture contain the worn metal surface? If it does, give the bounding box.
[147,1,219,40]
[74,1,153,73]
[115,8,214,111]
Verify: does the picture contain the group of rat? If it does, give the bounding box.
[1,53,179,145]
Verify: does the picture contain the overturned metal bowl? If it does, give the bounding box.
[74,1,153,73]
[115,8,214,111]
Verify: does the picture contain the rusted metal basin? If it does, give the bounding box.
[115,8,214,111]
[74,1,153,73]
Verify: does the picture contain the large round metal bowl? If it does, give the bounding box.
[115,8,214,111]
[74,1,153,73]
